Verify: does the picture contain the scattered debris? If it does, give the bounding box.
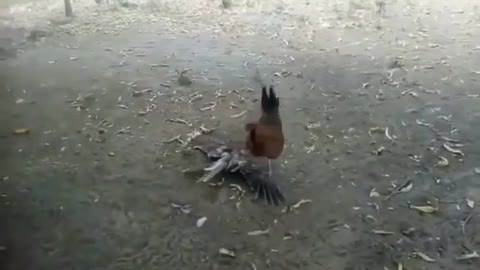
[409,204,438,214]
[402,89,419,98]
[196,216,208,228]
[273,70,291,78]
[435,156,449,167]
[466,198,475,209]
[131,88,152,97]
[375,146,385,156]
[171,202,192,214]
[229,184,246,198]
[368,126,396,140]
[199,125,214,134]
[200,103,216,111]
[304,144,315,154]
[163,135,185,145]
[13,128,30,135]
[437,115,452,122]
[440,136,460,143]
[385,127,395,140]
[219,248,236,258]
[455,251,479,260]
[114,127,132,135]
[369,188,380,198]
[282,199,312,213]
[291,199,312,209]
[443,143,464,157]
[306,120,322,130]
[368,126,385,136]
[189,92,203,103]
[186,129,202,143]
[137,110,148,116]
[385,180,413,200]
[150,63,170,68]
[230,110,247,118]
[371,229,394,235]
[166,118,192,127]
[247,227,270,236]
[397,181,414,193]
[416,119,432,127]
[413,251,436,262]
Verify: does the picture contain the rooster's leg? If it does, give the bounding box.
[268,159,272,178]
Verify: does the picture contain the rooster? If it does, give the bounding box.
[245,85,284,177]
[187,85,286,206]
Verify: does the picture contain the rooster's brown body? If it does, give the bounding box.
[245,85,284,174]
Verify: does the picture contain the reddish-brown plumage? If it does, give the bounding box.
[245,85,284,160]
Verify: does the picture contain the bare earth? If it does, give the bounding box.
[1,0,480,269]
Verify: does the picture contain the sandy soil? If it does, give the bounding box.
[1,0,480,269]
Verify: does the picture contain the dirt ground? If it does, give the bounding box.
[1,0,480,269]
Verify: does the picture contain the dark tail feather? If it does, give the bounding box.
[261,85,279,114]
[241,168,285,206]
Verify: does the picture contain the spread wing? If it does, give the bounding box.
[193,143,285,206]
[238,162,285,206]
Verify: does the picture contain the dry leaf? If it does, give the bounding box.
[455,251,479,260]
[435,156,449,167]
[414,251,436,262]
[163,135,184,144]
[166,118,192,126]
[306,122,322,129]
[375,146,385,155]
[13,128,30,135]
[385,127,395,140]
[443,143,464,157]
[371,229,394,235]
[466,198,475,209]
[368,126,385,136]
[171,203,192,214]
[305,145,315,154]
[282,199,312,213]
[386,180,413,200]
[416,119,431,127]
[230,110,247,118]
[292,199,312,209]
[219,248,236,258]
[196,217,208,228]
[398,181,413,193]
[247,227,270,236]
[409,205,438,214]
[408,91,419,98]
[369,188,380,198]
